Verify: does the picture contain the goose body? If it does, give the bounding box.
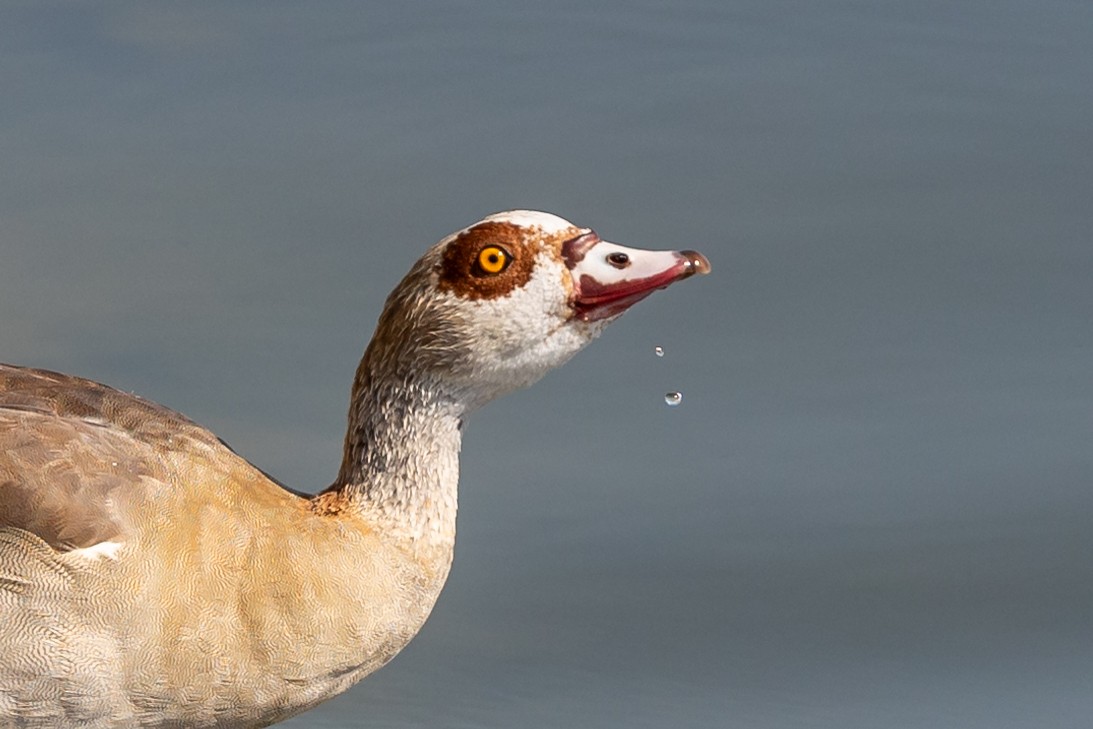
[0,211,708,727]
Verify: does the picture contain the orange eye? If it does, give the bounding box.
[476,245,510,275]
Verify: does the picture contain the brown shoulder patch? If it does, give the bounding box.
[436,222,541,301]
[309,488,352,517]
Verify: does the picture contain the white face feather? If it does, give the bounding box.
[433,251,605,409]
[479,210,585,236]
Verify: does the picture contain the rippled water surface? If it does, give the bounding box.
[4,2,1093,727]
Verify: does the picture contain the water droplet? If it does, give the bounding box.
[664,391,682,406]
[654,346,665,357]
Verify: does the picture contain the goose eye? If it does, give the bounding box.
[475,245,511,275]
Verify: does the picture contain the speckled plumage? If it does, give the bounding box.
[0,211,708,728]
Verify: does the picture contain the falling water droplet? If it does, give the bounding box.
[664,391,682,406]
[654,346,665,357]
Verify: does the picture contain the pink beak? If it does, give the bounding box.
[562,231,711,322]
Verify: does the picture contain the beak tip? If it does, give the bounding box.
[681,250,712,276]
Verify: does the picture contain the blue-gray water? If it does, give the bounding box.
[3,2,1092,727]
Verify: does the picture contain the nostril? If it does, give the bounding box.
[606,252,630,269]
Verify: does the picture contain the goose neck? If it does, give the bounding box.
[332,367,463,552]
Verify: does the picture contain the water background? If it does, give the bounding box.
[3,2,1092,727]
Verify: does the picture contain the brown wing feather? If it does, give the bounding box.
[0,363,272,551]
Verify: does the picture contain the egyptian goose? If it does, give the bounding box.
[0,210,709,728]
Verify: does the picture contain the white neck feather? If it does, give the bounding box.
[335,369,463,555]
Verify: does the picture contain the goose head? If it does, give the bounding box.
[362,210,710,411]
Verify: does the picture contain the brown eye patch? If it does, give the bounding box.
[437,221,539,300]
